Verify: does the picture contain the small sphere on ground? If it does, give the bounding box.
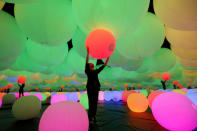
[2,94,16,105]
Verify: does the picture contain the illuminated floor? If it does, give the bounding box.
[0,101,167,131]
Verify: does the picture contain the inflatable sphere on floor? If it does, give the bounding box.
[80,93,89,110]
[12,95,41,120]
[0,98,2,108]
[99,91,104,101]
[152,92,197,131]
[39,101,89,131]
[122,91,133,102]
[33,93,43,101]
[2,94,16,105]
[127,93,149,113]
[51,94,67,105]
[0,10,26,63]
[154,0,197,30]
[186,93,197,106]
[15,0,76,46]
[86,29,116,59]
[171,89,187,95]
[148,91,163,109]
[140,90,148,97]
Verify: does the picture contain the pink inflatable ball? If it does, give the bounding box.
[51,94,67,105]
[39,101,89,131]
[99,91,104,101]
[162,73,171,81]
[152,92,197,131]
[148,91,163,109]
[24,92,31,96]
[85,29,116,59]
[0,98,2,108]
[181,88,188,92]
[33,93,42,101]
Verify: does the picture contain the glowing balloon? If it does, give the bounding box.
[127,93,148,113]
[122,91,133,102]
[173,80,178,85]
[80,93,89,110]
[121,58,143,71]
[2,94,16,105]
[154,0,197,30]
[98,91,104,101]
[104,91,113,101]
[39,101,89,131]
[111,91,122,102]
[26,40,68,66]
[172,89,187,95]
[162,73,171,81]
[72,0,150,39]
[85,29,116,59]
[15,0,76,46]
[187,89,197,94]
[66,92,79,102]
[149,48,176,72]
[0,2,5,10]
[0,98,2,108]
[0,60,15,71]
[33,93,42,101]
[17,76,26,84]
[152,92,197,131]
[186,93,197,106]
[12,95,41,120]
[165,27,197,50]
[51,94,67,105]
[1,0,41,4]
[117,12,165,60]
[0,10,26,63]
[148,91,163,109]
[140,90,148,97]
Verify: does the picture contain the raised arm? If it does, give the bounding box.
[95,57,110,74]
[86,47,90,64]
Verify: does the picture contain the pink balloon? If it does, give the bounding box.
[152,92,197,131]
[86,29,116,59]
[51,94,67,105]
[99,91,104,101]
[33,93,42,101]
[39,101,89,131]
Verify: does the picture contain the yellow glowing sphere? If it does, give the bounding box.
[127,93,148,113]
[172,89,187,95]
[0,2,5,10]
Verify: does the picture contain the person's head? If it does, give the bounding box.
[89,63,94,71]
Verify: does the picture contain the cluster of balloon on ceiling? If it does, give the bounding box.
[0,0,197,91]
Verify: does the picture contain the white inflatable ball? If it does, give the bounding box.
[3,94,16,105]
[12,95,41,120]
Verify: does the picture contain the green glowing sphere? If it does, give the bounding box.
[1,0,41,4]
[0,10,26,63]
[80,93,89,110]
[117,12,165,60]
[72,0,149,39]
[15,0,76,46]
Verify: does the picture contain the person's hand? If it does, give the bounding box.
[87,47,89,52]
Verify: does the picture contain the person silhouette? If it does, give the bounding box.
[85,48,109,124]
[18,83,25,98]
[161,80,166,90]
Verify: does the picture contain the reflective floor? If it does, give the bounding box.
[0,101,167,131]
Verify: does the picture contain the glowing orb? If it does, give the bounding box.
[148,91,163,109]
[12,95,41,120]
[140,90,148,97]
[187,89,197,94]
[111,91,122,102]
[85,29,116,59]
[104,91,113,101]
[51,94,67,105]
[172,89,187,95]
[186,93,197,106]
[127,93,148,113]
[39,101,89,131]
[99,91,104,101]
[33,93,42,101]
[80,93,89,110]
[173,80,178,85]
[152,92,197,131]
[0,98,2,108]
[162,73,171,81]
[17,76,26,84]
[2,94,16,105]
[66,92,79,102]
[122,91,133,102]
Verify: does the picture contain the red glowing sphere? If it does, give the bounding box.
[86,29,116,59]
[17,76,26,84]
[173,80,178,85]
[124,84,128,88]
[137,84,141,88]
[162,73,171,81]
[61,85,64,89]
[7,84,14,89]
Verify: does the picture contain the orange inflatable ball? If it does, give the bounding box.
[17,76,26,84]
[127,93,149,113]
[148,91,163,109]
[85,29,116,59]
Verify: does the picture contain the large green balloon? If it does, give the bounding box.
[72,0,150,39]
[121,59,143,71]
[0,0,41,4]
[10,49,47,72]
[108,49,128,67]
[149,48,176,72]
[15,0,76,46]
[0,10,26,63]
[117,12,165,60]
[26,40,68,66]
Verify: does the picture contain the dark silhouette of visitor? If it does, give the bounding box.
[173,84,177,89]
[161,80,166,90]
[18,83,25,98]
[85,47,109,124]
